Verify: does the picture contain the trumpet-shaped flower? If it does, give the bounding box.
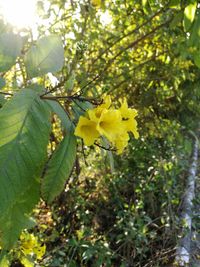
[88,95,111,122]
[97,109,123,141]
[119,99,139,139]
[74,116,100,146]
[113,132,130,154]
[88,107,103,123]
[74,94,139,153]
[99,94,111,109]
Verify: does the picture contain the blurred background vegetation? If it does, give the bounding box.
[1,0,200,266]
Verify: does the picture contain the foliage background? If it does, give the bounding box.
[0,0,200,266]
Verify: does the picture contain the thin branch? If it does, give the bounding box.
[41,95,100,105]
[94,142,116,152]
[90,4,170,66]
[80,19,172,92]
[105,51,168,94]
[0,91,13,96]
[81,139,88,166]
[104,19,172,73]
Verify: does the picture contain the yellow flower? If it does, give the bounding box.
[99,95,111,109]
[119,99,139,139]
[20,233,37,255]
[88,107,104,123]
[88,95,111,123]
[97,109,123,141]
[20,257,34,267]
[33,244,46,260]
[20,232,46,260]
[74,95,139,151]
[74,116,100,146]
[113,132,130,155]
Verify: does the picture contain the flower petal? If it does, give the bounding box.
[75,116,99,146]
[113,132,130,154]
[97,109,123,141]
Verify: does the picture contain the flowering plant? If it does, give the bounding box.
[75,95,139,154]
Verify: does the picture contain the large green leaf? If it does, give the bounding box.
[45,99,72,130]
[183,2,197,32]
[24,35,64,78]
[0,32,23,72]
[41,128,77,204]
[189,13,200,46]
[42,99,76,203]
[0,89,51,249]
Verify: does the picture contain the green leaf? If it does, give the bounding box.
[169,0,180,8]
[24,35,64,78]
[183,2,197,32]
[0,32,23,72]
[0,89,51,249]
[193,51,200,68]
[0,77,5,89]
[189,13,200,46]
[45,99,72,130]
[42,129,77,203]
[72,100,93,120]
[64,71,76,92]
[170,12,183,29]
[142,0,148,7]
[142,0,151,14]
[0,95,6,108]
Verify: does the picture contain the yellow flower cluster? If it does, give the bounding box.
[74,95,139,154]
[20,232,46,260]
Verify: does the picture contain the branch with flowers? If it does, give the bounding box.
[74,95,139,154]
[0,6,139,261]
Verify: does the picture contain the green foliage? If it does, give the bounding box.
[42,128,77,203]
[183,2,197,31]
[40,131,187,266]
[45,100,72,130]
[0,32,23,72]
[0,0,199,266]
[0,89,51,249]
[24,35,64,78]
[0,78,5,89]
[0,95,6,108]
[169,0,180,8]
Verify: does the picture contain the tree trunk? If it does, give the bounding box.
[175,136,199,266]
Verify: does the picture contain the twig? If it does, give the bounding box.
[90,4,170,67]
[41,95,100,105]
[0,91,13,96]
[80,19,172,92]
[94,142,116,152]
